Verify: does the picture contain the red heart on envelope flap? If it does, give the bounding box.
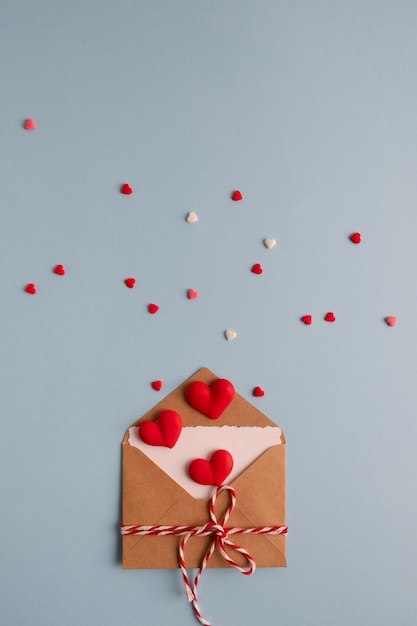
[188,450,233,486]
[138,410,182,448]
[185,379,235,419]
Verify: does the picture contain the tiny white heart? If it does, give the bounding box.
[264,238,276,249]
[225,329,237,341]
[186,212,198,223]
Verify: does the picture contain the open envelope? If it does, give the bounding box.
[122,367,286,569]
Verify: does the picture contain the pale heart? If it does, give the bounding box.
[225,330,237,341]
[264,238,276,249]
[186,212,198,223]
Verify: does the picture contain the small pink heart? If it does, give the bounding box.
[25,283,36,295]
[53,264,66,276]
[121,183,133,195]
[325,312,336,322]
[148,303,159,314]
[253,386,265,397]
[125,277,136,289]
[187,289,199,300]
[301,315,312,325]
[385,316,397,327]
[23,118,36,130]
[151,380,163,391]
[231,190,243,201]
[251,263,263,275]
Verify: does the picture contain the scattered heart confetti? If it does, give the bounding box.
[231,190,243,201]
[185,378,235,420]
[325,312,336,323]
[148,303,159,314]
[225,330,237,341]
[188,449,234,486]
[253,386,265,397]
[125,277,136,289]
[23,118,36,130]
[139,410,182,448]
[264,238,276,249]
[385,316,397,327]
[187,289,199,300]
[251,263,263,275]
[186,212,198,223]
[301,315,312,325]
[25,283,36,294]
[151,380,163,391]
[350,232,361,244]
[53,264,66,276]
[121,183,133,195]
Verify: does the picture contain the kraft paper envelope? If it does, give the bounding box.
[122,367,286,569]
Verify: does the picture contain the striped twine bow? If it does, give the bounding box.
[121,484,288,626]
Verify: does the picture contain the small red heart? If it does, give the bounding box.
[125,277,136,289]
[301,315,312,325]
[231,190,243,201]
[188,450,233,486]
[325,312,336,322]
[148,303,159,314]
[185,378,235,419]
[253,386,265,397]
[251,263,263,275]
[121,183,133,195]
[385,316,397,327]
[25,283,36,294]
[187,289,199,300]
[350,232,361,244]
[139,410,182,448]
[23,118,36,130]
[53,264,66,276]
[151,380,163,391]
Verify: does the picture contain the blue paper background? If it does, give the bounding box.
[1,2,417,624]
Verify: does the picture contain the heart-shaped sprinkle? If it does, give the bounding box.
[251,263,263,275]
[139,410,182,448]
[231,190,243,201]
[125,277,136,289]
[188,450,233,486]
[25,283,36,294]
[187,289,199,300]
[225,329,237,341]
[151,380,163,391]
[253,386,265,397]
[121,183,133,195]
[186,378,235,419]
[148,303,159,314]
[385,316,397,327]
[350,232,361,244]
[301,315,312,325]
[186,212,198,223]
[264,238,276,249]
[53,264,66,276]
[325,312,336,323]
[23,118,36,130]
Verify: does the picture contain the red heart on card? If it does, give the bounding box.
[53,264,66,276]
[151,380,163,391]
[125,277,136,289]
[187,289,199,300]
[350,232,361,244]
[251,263,263,275]
[325,312,336,322]
[148,303,159,314]
[185,378,235,419]
[139,410,182,448]
[301,315,312,325]
[188,450,233,486]
[231,190,243,201]
[25,283,36,294]
[121,183,133,195]
[253,386,265,397]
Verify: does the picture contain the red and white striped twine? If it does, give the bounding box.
[121,485,288,626]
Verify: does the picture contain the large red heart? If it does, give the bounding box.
[188,450,233,486]
[185,378,235,419]
[138,410,182,448]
